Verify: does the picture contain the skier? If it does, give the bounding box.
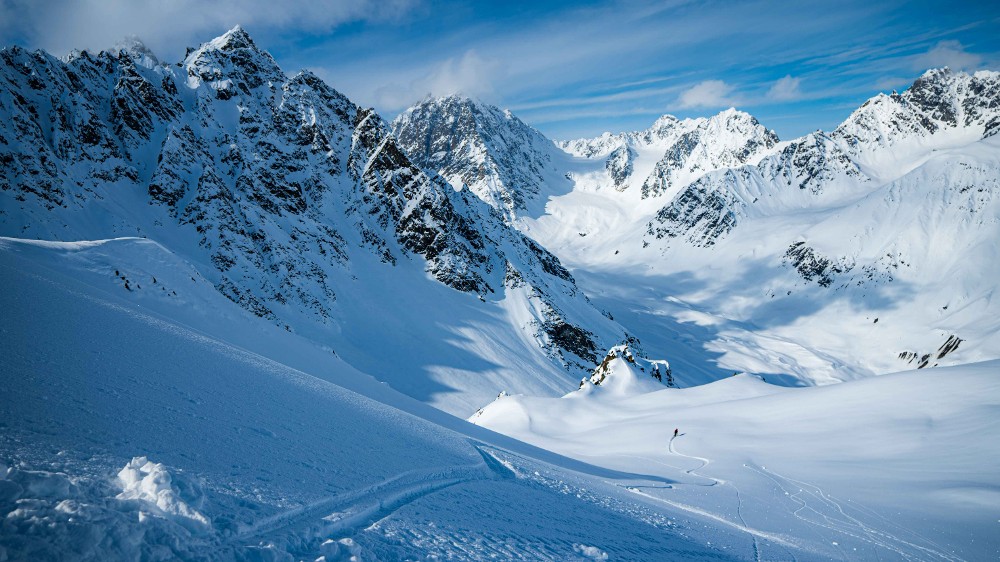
[673,428,679,438]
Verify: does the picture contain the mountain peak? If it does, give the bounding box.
[112,35,159,67]
[918,66,954,80]
[420,93,495,113]
[834,67,1000,146]
[392,95,566,221]
[648,113,680,135]
[208,25,257,52]
[704,107,776,139]
[183,25,284,91]
[714,107,752,120]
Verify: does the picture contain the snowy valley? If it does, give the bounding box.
[2,27,999,561]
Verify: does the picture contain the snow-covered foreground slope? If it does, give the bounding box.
[473,356,1000,561]
[1,236,820,561]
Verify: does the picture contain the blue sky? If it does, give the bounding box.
[3,0,999,140]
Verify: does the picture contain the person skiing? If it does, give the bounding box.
[673,428,679,438]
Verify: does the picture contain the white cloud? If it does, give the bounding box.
[766,75,802,101]
[1,0,419,60]
[424,50,507,99]
[911,40,983,71]
[373,50,507,111]
[677,80,737,109]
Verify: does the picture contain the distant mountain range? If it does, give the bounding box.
[392,67,1000,387]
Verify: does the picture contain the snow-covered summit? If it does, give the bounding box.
[111,35,160,68]
[559,108,779,198]
[392,94,573,221]
[840,67,1000,140]
[182,25,285,91]
[829,68,1000,181]
[645,68,1000,248]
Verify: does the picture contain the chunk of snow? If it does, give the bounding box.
[116,456,209,529]
[573,543,609,560]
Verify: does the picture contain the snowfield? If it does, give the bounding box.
[473,350,1000,561]
[0,237,764,560]
[3,237,998,560]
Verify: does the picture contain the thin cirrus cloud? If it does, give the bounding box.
[677,80,740,109]
[766,76,803,102]
[371,50,509,110]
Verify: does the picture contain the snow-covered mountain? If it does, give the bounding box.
[648,68,1000,245]
[0,27,631,415]
[560,108,779,198]
[389,69,1000,389]
[523,68,1000,388]
[391,95,573,221]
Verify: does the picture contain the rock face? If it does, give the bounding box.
[0,27,631,411]
[579,343,672,395]
[391,95,571,221]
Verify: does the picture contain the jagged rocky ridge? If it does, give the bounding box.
[0,27,630,412]
[392,95,571,221]
[561,108,779,199]
[583,343,674,390]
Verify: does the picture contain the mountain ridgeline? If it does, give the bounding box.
[0,27,629,415]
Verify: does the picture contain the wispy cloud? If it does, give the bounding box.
[0,0,419,59]
[910,40,984,71]
[766,75,802,101]
[372,50,508,109]
[678,80,739,109]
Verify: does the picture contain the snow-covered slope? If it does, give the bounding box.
[473,362,1000,561]
[522,68,1000,388]
[391,95,574,221]
[0,236,767,561]
[0,28,632,415]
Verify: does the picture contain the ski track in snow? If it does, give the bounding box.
[221,444,534,557]
[232,459,492,549]
[745,464,962,562]
[664,432,962,561]
[668,434,723,485]
[669,435,762,561]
